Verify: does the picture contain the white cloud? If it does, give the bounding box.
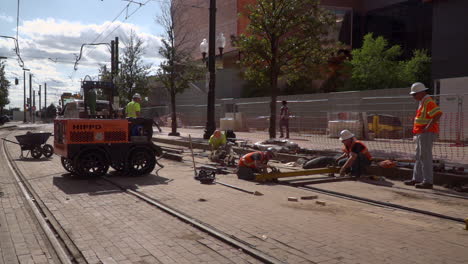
[1,18,164,109]
[0,14,14,23]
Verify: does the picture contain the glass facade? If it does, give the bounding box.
[365,0,432,58]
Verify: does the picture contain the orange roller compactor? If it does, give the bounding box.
[54,81,163,177]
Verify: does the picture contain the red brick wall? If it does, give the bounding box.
[237,0,256,35]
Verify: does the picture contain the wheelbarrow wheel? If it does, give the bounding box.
[61,157,75,173]
[42,144,54,158]
[31,146,42,159]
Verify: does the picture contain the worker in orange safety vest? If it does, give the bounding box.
[335,129,373,177]
[237,148,276,180]
[404,82,443,189]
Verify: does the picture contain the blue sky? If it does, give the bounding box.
[0,0,167,109]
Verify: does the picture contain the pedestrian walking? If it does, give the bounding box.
[279,100,290,138]
[404,82,443,189]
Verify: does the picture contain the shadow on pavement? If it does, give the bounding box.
[53,171,172,195]
[53,174,120,195]
[106,171,173,188]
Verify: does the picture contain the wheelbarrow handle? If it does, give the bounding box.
[1,138,20,145]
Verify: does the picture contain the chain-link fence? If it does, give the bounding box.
[143,92,467,164]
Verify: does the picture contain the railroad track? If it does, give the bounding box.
[3,131,284,264]
[287,184,466,224]
[101,177,283,264]
[2,131,86,264]
[157,141,468,225]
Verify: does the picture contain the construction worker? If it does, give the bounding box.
[126,93,141,118]
[279,100,290,138]
[237,148,276,180]
[208,130,228,162]
[404,82,443,189]
[209,130,227,151]
[335,130,372,177]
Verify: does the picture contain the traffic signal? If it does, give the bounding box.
[15,78,19,85]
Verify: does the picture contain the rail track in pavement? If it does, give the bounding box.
[3,130,285,264]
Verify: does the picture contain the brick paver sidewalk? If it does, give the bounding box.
[4,124,468,264]
[0,130,57,264]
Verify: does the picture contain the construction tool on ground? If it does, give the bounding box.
[255,167,340,182]
[189,134,197,177]
[189,134,216,184]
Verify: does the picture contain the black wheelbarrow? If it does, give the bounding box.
[2,132,54,159]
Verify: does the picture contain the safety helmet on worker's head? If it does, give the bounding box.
[409,82,428,95]
[265,147,276,158]
[339,129,355,141]
[133,93,141,99]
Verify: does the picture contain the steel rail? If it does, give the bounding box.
[3,136,87,264]
[293,185,465,224]
[102,177,285,264]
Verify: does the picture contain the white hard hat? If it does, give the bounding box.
[409,82,428,95]
[339,129,355,141]
[265,147,277,158]
[133,93,141,99]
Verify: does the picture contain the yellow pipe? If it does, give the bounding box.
[255,167,340,182]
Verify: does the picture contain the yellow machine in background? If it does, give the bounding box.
[368,114,403,139]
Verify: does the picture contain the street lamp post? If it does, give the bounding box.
[200,39,208,62]
[203,0,217,139]
[22,68,30,123]
[217,33,226,57]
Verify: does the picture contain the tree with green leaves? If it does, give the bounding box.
[155,0,205,136]
[349,33,431,90]
[349,33,403,90]
[234,0,337,138]
[0,60,10,115]
[398,49,431,87]
[118,31,152,105]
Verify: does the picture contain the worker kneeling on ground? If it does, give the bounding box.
[208,130,228,162]
[237,148,276,180]
[335,130,372,177]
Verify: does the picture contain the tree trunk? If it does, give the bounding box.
[269,40,279,139]
[169,90,179,136]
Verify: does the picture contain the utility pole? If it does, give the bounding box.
[203,0,217,139]
[39,85,41,119]
[44,83,47,110]
[29,73,32,122]
[32,90,35,123]
[114,37,119,107]
[23,70,26,122]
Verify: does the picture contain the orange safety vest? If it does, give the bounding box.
[342,140,372,161]
[413,96,442,134]
[238,151,267,168]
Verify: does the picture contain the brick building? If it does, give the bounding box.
[169,0,467,103]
